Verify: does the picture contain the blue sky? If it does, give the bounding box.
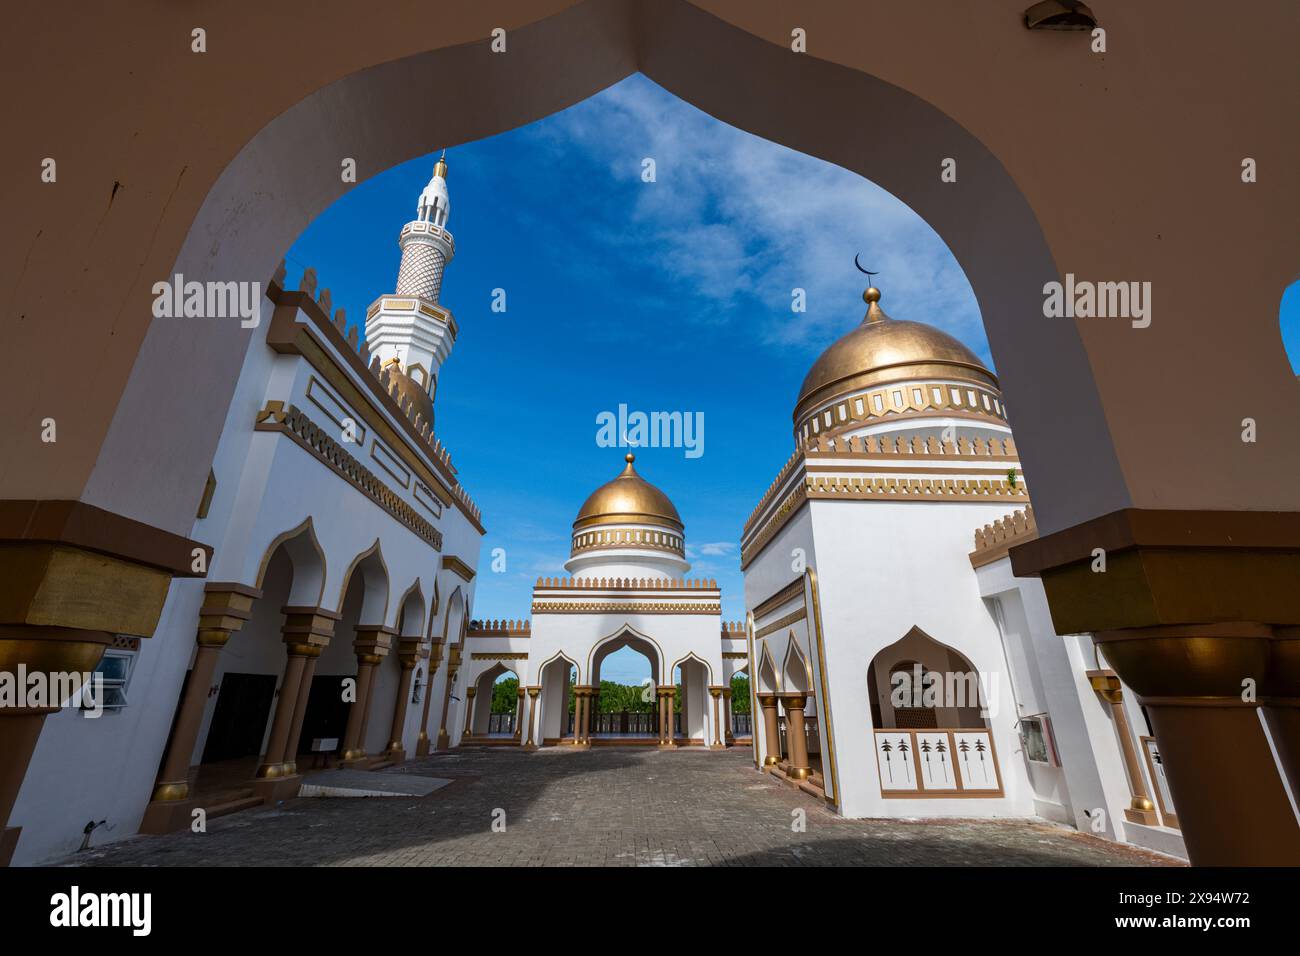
[291,75,1300,682]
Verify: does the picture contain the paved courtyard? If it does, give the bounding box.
[58,747,1177,867]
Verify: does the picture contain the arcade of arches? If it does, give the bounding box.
[4,1,1300,868]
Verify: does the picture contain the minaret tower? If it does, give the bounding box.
[365,150,459,423]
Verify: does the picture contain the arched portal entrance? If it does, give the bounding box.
[867,628,1000,797]
[586,630,663,742]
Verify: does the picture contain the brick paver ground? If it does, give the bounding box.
[57,746,1179,867]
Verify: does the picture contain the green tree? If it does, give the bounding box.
[490,676,519,713]
[730,674,751,713]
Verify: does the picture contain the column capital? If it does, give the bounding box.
[281,605,339,648]
[1084,668,1124,704]
[756,692,779,707]
[353,625,395,660]
[395,637,424,668]
[1010,508,1300,634]
[465,686,478,698]
[526,686,540,698]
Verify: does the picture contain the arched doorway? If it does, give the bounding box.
[728,668,752,742]
[468,664,521,739]
[587,630,663,741]
[670,653,714,746]
[535,653,578,746]
[193,521,326,796]
[867,628,1000,796]
[299,542,388,765]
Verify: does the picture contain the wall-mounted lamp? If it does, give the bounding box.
[1024,0,1098,30]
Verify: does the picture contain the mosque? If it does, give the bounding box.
[2,152,1186,865]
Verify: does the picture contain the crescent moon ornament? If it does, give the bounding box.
[854,254,879,283]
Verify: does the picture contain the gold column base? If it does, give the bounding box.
[435,729,450,751]
[139,799,200,835]
[762,755,780,767]
[150,780,190,802]
[415,736,431,757]
[787,767,812,781]
[254,761,291,779]
[384,746,406,763]
[1124,806,1161,825]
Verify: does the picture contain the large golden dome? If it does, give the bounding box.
[793,287,998,427]
[574,454,683,532]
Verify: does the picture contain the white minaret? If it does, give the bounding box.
[365,150,459,406]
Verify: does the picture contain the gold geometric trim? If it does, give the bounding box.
[255,403,442,551]
[751,578,805,621]
[470,652,529,660]
[755,607,806,639]
[532,601,721,615]
[796,378,1008,447]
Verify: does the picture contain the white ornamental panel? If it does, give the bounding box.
[916,732,957,790]
[952,731,999,791]
[874,731,917,791]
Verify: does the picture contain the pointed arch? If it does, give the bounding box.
[669,650,714,686]
[254,516,327,606]
[782,635,812,694]
[537,648,580,685]
[334,538,389,625]
[393,579,427,638]
[437,584,464,644]
[587,624,665,684]
[867,625,988,730]
[425,579,441,638]
[756,642,780,694]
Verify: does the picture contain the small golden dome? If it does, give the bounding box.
[574,454,683,532]
[387,364,435,430]
[793,287,997,427]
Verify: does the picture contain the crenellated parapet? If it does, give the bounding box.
[266,262,483,531]
[721,620,745,639]
[808,433,1018,458]
[969,506,1038,568]
[467,619,531,638]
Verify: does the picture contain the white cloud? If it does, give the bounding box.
[528,74,989,363]
[687,541,736,559]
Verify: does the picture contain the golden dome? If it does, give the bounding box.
[387,364,435,430]
[574,454,683,532]
[793,287,998,427]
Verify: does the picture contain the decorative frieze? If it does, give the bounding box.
[534,576,718,590]
[255,402,443,551]
[531,601,721,615]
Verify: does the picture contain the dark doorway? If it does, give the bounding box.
[297,675,351,755]
[202,672,276,763]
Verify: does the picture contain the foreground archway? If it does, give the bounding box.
[5,0,1300,866]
